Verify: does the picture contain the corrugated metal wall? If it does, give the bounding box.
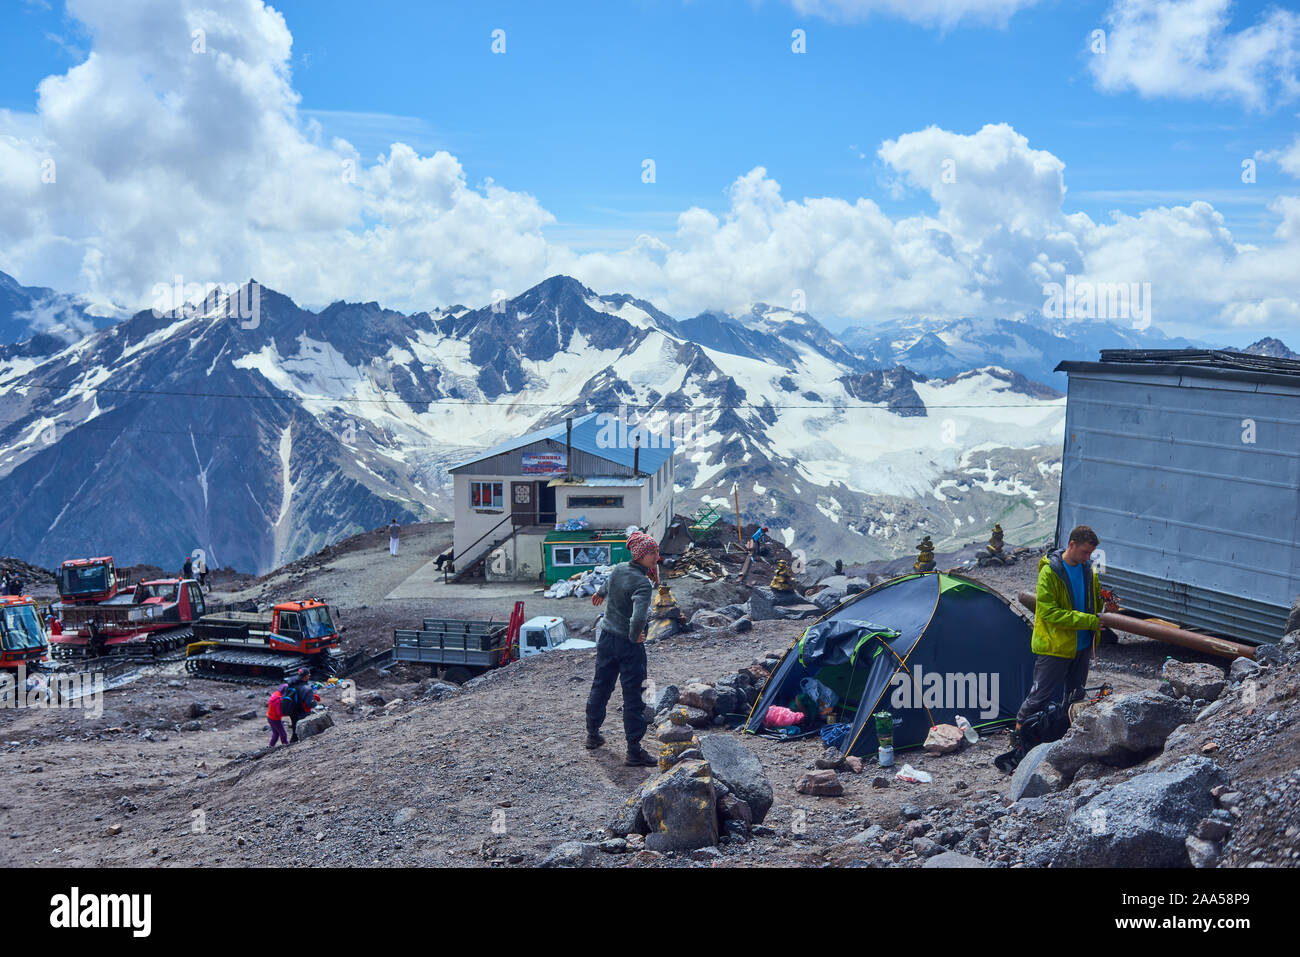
[1057,367,1300,644]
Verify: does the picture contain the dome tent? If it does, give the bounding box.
[742,572,1036,756]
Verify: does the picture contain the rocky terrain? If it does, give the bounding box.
[2,524,1293,869]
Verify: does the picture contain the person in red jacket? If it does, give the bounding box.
[267,684,289,748]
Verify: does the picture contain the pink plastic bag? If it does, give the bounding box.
[763,705,805,727]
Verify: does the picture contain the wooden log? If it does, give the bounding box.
[1016,592,1256,661]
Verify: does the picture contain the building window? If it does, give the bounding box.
[568,495,623,509]
[553,544,611,566]
[471,481,504,510]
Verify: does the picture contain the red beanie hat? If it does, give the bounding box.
[628,531,658,560]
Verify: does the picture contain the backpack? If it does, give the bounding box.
[280,684,299,717]
[994,702,1070,774]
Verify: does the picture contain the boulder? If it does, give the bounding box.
[774,603,821,621]
[640,759,718,852]
[715,604,749,619]
[698,734,774,824]
[1229,657,1260,681]
[678,706,713,729]
[748,586,805,620]
[540,841,601,868]
[717,794,753,831]
[922,851,988,868]
[812,589,846,612]
[1185,836,1222,869]
[712,686,739,717]
[730,617,754,634]
[654,684,680,713]
[678,683,717,715]
[295,710,334,740]
[923,724,964,756]
[815,748,846,770]
[1254,643,1283,667]
[844,577,870,595]
[1161,661,1227,702]
[609,781,652,837]
[689,609,731,630]
[656,721,697,744]
[796,770,843,796]
[1007,742,1063,801]
[1045,690,1195,779]
[1052,755,1227,868]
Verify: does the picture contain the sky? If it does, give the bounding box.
[2,0,1299,343]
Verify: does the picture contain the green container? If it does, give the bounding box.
[873,711,894,748]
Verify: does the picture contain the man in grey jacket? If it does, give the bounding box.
[585,531,660,766]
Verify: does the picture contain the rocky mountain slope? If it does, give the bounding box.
[0,274,1070,572]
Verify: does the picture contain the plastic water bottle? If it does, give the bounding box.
[955,715,979,744]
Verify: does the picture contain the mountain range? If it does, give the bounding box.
[0,268,1278,573]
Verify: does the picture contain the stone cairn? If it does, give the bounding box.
[977,523,1017,567]
[769,559,797,593]
[913,535,936,572]
[646,584,689,641]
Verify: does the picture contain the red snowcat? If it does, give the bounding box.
[49,578,206,659]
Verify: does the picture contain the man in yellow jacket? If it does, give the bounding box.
[1015,525,1103,733]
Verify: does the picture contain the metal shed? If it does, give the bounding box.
[1055,349,1300,645]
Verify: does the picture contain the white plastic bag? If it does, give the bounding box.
[895,763,932,784]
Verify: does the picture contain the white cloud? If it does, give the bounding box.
[781,0,1043,29]
[1,0,1299,341]
[1089,0,1300,109]
[1260,133,1300,177]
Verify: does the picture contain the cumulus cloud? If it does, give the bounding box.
[780,0,1043,29]
[2,0,1299,340]
[1088,0,1300,109]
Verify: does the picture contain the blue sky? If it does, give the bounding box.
[3,0,1299,340]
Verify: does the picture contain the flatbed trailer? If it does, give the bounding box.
[393,617,510,683]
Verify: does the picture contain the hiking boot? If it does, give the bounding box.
[584,732,605,750]
[624,745,657,767]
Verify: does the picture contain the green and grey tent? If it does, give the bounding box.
[742,572,1036,756]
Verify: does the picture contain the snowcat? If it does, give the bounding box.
[0,595,48,671]
[56,556,133,606]
[50,577,206,659]
[185,598,343,683]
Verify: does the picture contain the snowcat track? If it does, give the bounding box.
[185,650,321,685]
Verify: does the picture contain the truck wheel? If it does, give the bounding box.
[443,667,472,685]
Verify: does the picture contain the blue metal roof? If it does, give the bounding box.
[451,412,675,473]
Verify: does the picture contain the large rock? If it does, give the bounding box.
[844,577,870,595]
[1007,742,1064,801]
[795,769,843,796]
[678,682,717,714]
[775,603,822,621]
[1052,755,1227,867]
[811,589,846,613]
[1162,661,1227,702]
[1229,657,1261,681]
[689,609,732,630]
[748,586,802,620]
[609,780,652,837]
[640,759,718,852]
[923,724,963,755]
[540,841,601,868]
[654,684,680,713]
[1045,690,1195,779]
[294,710,334,740]
[699,734,774,824]
[922,851,988,868]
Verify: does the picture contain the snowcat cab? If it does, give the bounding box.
[0,596,48,670]
[186,598,343,683]
[57,557,131,605]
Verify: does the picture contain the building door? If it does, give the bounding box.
[511,481,535,526]
[539,483,557,526]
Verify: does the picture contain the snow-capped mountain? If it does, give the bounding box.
[0,270,121,350]
[0,274,1069,572]
[839,315,1203,386]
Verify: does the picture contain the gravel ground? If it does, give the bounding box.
[0,533,1275,868]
